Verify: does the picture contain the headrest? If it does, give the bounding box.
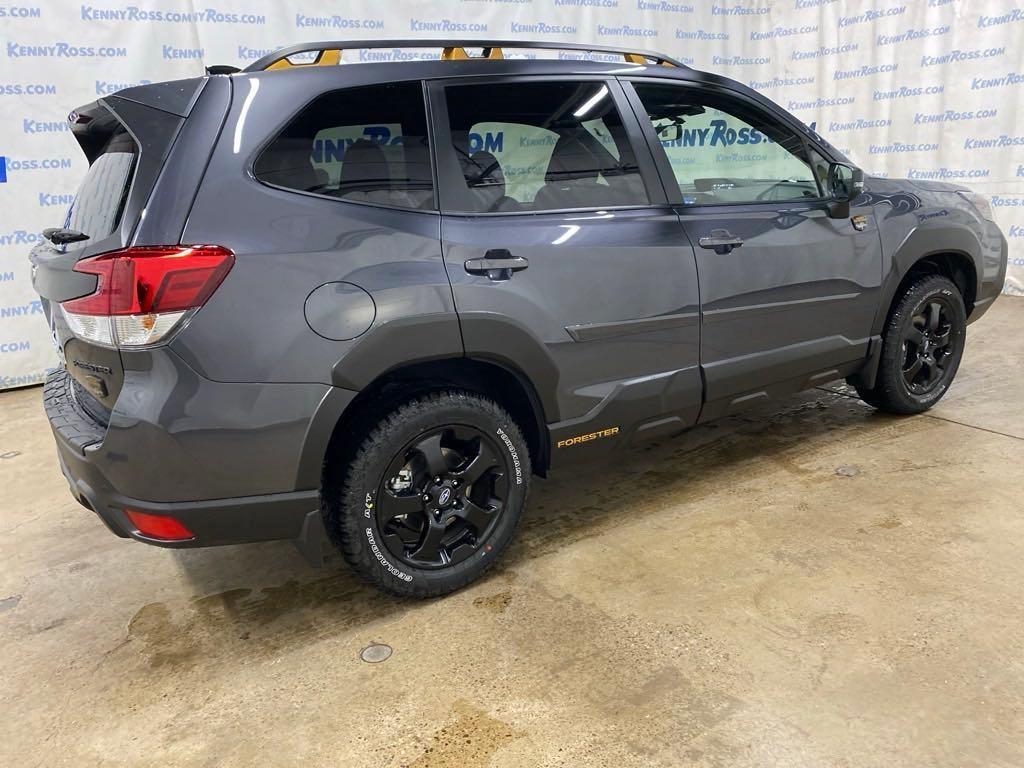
[256,139,321,192]
[338,139,391,193]
[544,134,601,183]
[464,151,505,191]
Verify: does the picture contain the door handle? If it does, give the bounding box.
[464,249,529,280]
[698,230,744,255]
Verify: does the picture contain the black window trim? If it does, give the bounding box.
[248,79,440,215]
[425,73,668,217]
[621,77,838,211]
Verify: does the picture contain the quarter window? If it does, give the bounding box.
[441,81,650,213]
[254,82,434,210]
[633,83,821,205]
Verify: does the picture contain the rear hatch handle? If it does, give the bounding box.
[42,228,90,246]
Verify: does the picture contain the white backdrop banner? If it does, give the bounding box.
[1,0,1022,388]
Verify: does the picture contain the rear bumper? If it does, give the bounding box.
[43,360,351,552]
[53,440,319,548]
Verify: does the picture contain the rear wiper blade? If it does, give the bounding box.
[42,227,90,245]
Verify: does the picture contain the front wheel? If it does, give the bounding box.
[855,274,966,414]
[325,391,530,598]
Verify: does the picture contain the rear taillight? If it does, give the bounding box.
[60,245,234,348]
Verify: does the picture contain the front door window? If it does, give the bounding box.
[632,82,823,205]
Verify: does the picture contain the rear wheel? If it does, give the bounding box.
[855,275,966,414]
[325,391,530,597]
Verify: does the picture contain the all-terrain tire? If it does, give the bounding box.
[324,390,530,598]
[855,274,966,414]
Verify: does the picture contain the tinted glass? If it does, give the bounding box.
[634,83,821,205]
[66,126,136,247]
[442,81,649,213]
[254,82,434,210]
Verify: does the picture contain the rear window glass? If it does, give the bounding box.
[66,127,136,246]
[253,82,434,211]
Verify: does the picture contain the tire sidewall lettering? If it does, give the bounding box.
[362,487,414,582]
[496,427,523,485]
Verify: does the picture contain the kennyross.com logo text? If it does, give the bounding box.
[713,55,771,66]
[971,72,1024,90]
[0,83,57,96]
[410,18,488,32]
[991,195,1024,208]
[874,84,944,101]
[712,3,769,15]
[963,134,1024,150]
[0,300,43,319]
[637,0,695,12]
[295,14,385,30]
[907,167,991,180]
[162,45,202,59]
[921,47,1006,66]
[596,24,657,37]
[791,42,858,61]
[1,373,46,389]
[96,79,151,95]
[80,5,266,24]
[0,156,74,176]
[7,42,128,58]
[877,24,950,46]
[0,229,45,246]
[22,119,67,134]
[0,6,41,17]
[914,108,997,124]
[977,8,1024,28]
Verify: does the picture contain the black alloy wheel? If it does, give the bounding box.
[901,297,955,395]
[376,426,509,569]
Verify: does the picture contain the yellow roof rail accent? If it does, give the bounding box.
[265,48,341,70]
[442,46,504,60]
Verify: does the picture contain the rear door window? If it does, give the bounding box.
[66,127,136,247]
[253,81,435,210]
[438,81,650,213]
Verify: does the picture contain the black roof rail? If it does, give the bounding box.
[242,39,688,73]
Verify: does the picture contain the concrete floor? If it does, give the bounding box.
[2,299,1023,768]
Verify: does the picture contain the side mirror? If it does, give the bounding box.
[827,163,865,219]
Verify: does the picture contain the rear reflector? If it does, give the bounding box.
[125,509,195,541]
[60,245,234,348]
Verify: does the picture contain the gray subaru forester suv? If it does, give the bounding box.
[30,40,1008,597]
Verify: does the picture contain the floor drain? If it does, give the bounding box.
[360,643,393,663]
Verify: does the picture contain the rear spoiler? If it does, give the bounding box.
[66,77,209,161]
[66,102,125,163]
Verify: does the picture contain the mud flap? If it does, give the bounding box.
[293,509,332,568]
[846,335,883,391]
